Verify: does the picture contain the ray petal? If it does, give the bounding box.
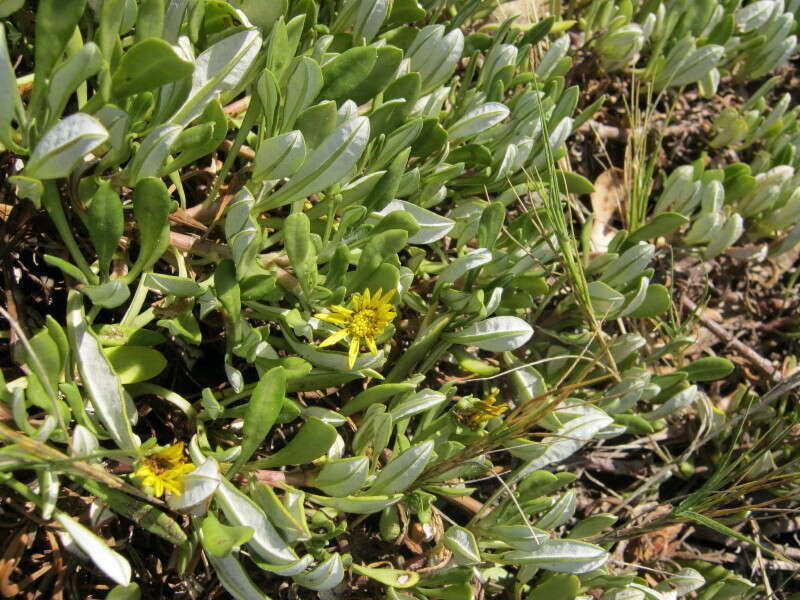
[348,337,360,369]
[316,313,350,325]
[319,327,350,347]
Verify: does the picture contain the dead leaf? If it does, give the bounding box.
[625,524,684,564]
[491,0,551,23]
[590,168,625,253]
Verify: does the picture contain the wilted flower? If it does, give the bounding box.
[455,388,509,429]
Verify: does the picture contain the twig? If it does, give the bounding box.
[169,231,231,259]
[681,296,779,381]
[218,138,255,161]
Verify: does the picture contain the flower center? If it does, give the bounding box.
[348,308,380,338]
[145,456,173,474]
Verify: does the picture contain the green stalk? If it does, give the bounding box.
[41,181,98,285]
[386,314,453,382]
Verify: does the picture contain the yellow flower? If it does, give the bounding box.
[457,388,509,430]
[132,442,194,498]
[315,288,396,369]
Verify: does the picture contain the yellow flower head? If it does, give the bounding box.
[315,288,396,369]
[457,388,509,430]
[133,442,194,498]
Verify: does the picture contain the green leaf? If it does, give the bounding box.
[127,177,171,281]
[292,553,344,591]
[372,72,420,135]
[295,101,337,149]
[448,102,509,140]
[158,312,202,344]
[200,512,254,557]
[487,524,549,551]
[111,38,194,98]
[341,382,417,416]
[143,273,203,297]
[555,170,596,195]
[0,0,24,18]
[253,130,306,182]
[54,511,131,585]
[306,491,403,514]
[525,573,580,600]
[678,357,734,382]
[600,242,655,290]
[78,479,186,545]
[367,440,434,495]
[348,228,407,293]
[345,46,404,105]
[215,259,242,347]
[351,564,419,588]
[103,346,167,384]
[170,28,262,126]
[106,583,141,600]
[443,316,533,352]
[80,280,131,309]
[26,114,109,180]
[65,289,140,449]
[236,0,286,30]
[628,283,670,318]
[312,456,369,496]
[249,417,337,468]
[407,25,464,94]
[230,366,285,475]
[284,213,317,300]
[164,100,228,174]
[319,46,378,105]
[86,181,123,278]
[627,212,690,244]
[125,124,182,185]
[258,116,370,210]
[389,389,446,421]
[442,526,481,566]
[568,513,617,539]
[135,0,165,41]
[252,484,311,541]
[522,16,555,45]
[411,117,447,157]
[47,42,103,126]
[679,510,774,557]
[43,254,89,284]
[22,328,61,397]
[366,148,411,211]
[501,539,608,573]
[439,249,492,284]
[33,0,86,85]
[204,551,273,600]
[0,24,19,151]
[280,55,323,130]
[387,0,425,26]
[214,478,297,564]
[587,280,625,316]
[93,325,165,347]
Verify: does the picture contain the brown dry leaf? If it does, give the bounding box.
[590,168,625,253]
[490,0,550,23]
[624,524,684,564]
[725,244,768,262]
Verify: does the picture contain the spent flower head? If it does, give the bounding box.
[133,442,194,498]
[315,288,396,369]
[455,388,509,430]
